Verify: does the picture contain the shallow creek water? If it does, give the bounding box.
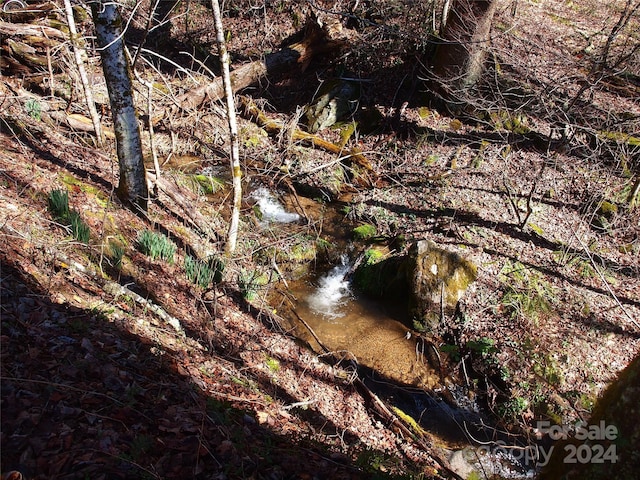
[254,188,537,478]
[289,260,443,390]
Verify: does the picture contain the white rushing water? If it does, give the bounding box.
[252,187,301,224]
[306,259,352,319]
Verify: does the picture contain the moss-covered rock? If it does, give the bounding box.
[191,174,225,195]
[352,223,377,240]
[252,235,318,279]
[305,79,359,133]
[351,240,477,333]
[407,240,477,332]
[351,248,402,296]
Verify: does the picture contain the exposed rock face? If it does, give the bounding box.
[407,240,477,332]
[305,79,359,132]
[352,239,477,332]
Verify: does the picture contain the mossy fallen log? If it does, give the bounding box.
[6,38,50,69]
[0,20,66,40]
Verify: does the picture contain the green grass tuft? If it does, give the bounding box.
[185,255,224,288]
[48,189,90,243]
[68,211,90,243]
[136,230,176,263]
[108,241,125,270]
[48,189,70,220]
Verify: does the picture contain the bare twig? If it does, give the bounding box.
[572,229,639,330]
[503,174,522,225]
[520,161,545,229]
[131,0,161,70]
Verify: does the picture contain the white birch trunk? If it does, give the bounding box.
[210,0,242,255]
[91,0,148,211]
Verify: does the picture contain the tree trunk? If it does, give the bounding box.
[210,0,242,255]
[430,0,498,104]
[90,0,148,212]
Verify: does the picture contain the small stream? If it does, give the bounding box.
[253,187,539,479]
[289,262,538,479]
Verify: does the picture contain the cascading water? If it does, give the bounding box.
[255,191,536,479]
[306,257,352,319]
[252,187,301,224]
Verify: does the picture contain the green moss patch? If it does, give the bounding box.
[352,223,377,240]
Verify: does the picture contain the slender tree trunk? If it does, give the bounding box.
[430,0,498,101]
[90,0,148,212]
[210,0,241,255]
[64,0,103,146]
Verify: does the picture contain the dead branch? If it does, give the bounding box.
[240,96,376,184]
[102,281,184,335]
[48,111,115,138]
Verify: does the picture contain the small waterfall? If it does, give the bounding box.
[252,187,300,224]
[306,257,352,319]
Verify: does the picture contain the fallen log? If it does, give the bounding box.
[0,2,59,23]
[1,20,66,75]
[0,20,66,40]
[6,38,50,69]
[48,111,115,139]
[176,19,345,111]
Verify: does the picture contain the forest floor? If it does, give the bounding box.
[1,0,640,479]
